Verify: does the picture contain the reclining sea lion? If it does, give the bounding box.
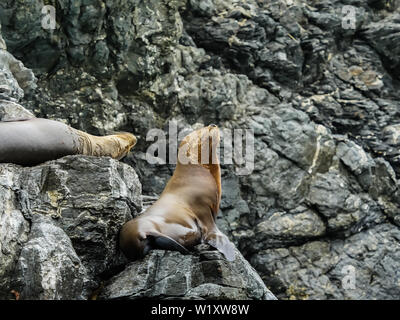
[0,118,137,166]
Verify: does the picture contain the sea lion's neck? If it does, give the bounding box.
[171,163,221,214]
[175,163,219,188]
[208,163,221,204]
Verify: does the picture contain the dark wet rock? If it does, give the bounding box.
[361,13,400,78]
[184,0,304,89]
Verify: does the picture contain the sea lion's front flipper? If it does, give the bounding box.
[148,233,190,255]
[205,228,236,262]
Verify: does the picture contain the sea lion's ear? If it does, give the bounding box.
[147,233,190,255]
[205,230,236,262]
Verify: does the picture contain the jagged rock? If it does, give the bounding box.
[0,19,36,103]
[14,215,91,300]
[0,166,30,299]
[251,207,326,247]
[0,156,142,299]
[0,99,35,121]
[306,169,385,235]
[184,0,304,89]
[251,223,400,300]
[0,49,36,102]
[99,245,276,300]
[361,13,400,77]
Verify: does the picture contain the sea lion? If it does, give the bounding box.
[0,118,137,166]
[119,124,236,261]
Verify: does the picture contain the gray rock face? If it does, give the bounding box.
[0,155,142,300]
[185,0,304,88]
[0,99,35,121]
[15,215,91,300]
[0,49,36,102]
[1,0,400,300]
[0,166,30,299]
[251,223,400,300]
[99,245,276,300]
[361,13,400,77]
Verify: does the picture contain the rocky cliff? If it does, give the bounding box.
[0,0,400,299]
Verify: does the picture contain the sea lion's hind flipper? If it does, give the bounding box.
[205,230,236,262]
[148,233,190,255]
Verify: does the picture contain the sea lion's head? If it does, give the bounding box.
[178,124,220,169]
[108,132,137,160]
